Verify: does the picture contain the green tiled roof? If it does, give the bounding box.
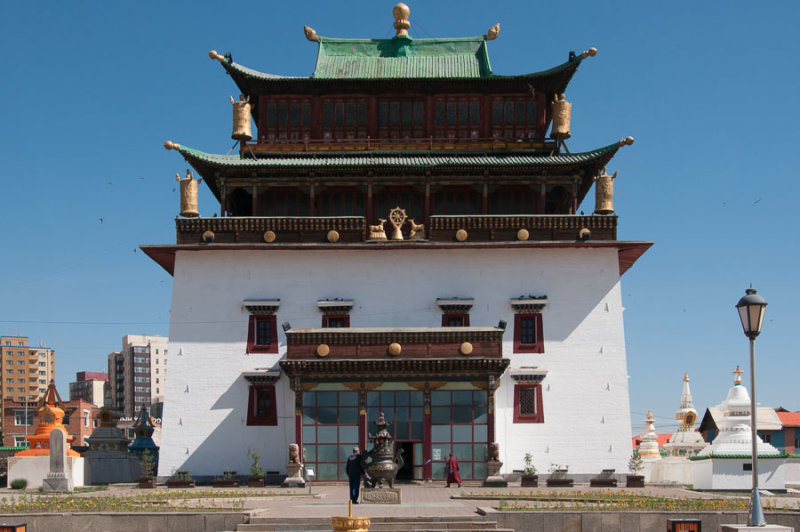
[173,143,621,170]
[313,36,492,79]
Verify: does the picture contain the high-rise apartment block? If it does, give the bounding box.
[0,336,55,403]
[107,335,168,417]
[68,371,108,408]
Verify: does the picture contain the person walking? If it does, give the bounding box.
[446,452,462,487]
[346,447,365,503]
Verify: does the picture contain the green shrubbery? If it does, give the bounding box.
[10,479,27,490]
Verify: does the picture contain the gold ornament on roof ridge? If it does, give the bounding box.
[486,23,500,41]
[304,25,319,42]
[393,3,410,37]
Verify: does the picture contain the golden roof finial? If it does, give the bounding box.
[486,23,500,41]
[683,372,690,382]
[393,3,410,37]
[208,50,224,62]
[304,25,318,42]
[646,409,653,421]
[733,365,743,384]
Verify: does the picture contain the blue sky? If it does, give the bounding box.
[1,1,798,435]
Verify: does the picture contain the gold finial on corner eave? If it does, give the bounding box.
[304,25,318,42]
[486,23,500,41]
[393,3,411,37]
[164,140,180,151]
[618,136,634,147]
[209,50,224,62]
[581,47,598,59]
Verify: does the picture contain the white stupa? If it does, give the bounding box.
[638,409,662,462]
[693,367,786,490]
[697,366,781,458]
[662,372,706,457]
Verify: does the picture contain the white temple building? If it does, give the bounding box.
[692,367,786,490]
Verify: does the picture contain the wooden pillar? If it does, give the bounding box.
[488,376,496,443]
[309,183,316,216]
[251,184,258,216]
[423,386,432,480]
[219,177,227,217]
[293,378,303,449]
[538,183,546,214]
[536,92,546,141]
[424,182,431,224]
[571,179,578,215]
[358,385,368,451]
[366,182,374,224]
[482,181,488,215]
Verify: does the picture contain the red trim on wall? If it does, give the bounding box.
[247,315,279,354]
[513,384,544,423]
[423,409,432,480]
[246,384,278,426]
[513,313,544,353]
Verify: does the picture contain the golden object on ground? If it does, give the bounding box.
[369,219,388,240]
[552,93,571,139]
[176,169,201,218]
[316,344,330,357]
[388,342,402,356]
[408,219,425,239]
[327,230,340,243]
[202,230,215,243]
[460,342,473,355]
[594,167,617,215]
[304,25,319,42]
[486,23,500,40]
[231,95,252,141]
[331,501,370,532]
[388,207,407,241]
[263,231,276,243]
[517,228,529,241]
[393,3,410,37]
[455,229,468,242]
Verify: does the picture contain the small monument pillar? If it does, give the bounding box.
[283,443,305,487]
[484,442,507,487]
[42,428,73,492]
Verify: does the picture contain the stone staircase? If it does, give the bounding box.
[234,515,513,531]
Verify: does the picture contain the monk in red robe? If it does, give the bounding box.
[446,453,462,487]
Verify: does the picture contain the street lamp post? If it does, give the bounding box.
[736,287,768,527]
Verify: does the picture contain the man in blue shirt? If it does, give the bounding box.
[345,446,365,503]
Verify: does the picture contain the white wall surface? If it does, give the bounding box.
[693,457,785,490]
[7,456,84,489]
[158,246,632,477]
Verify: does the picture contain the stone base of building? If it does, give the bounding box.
[361,487,401,504]
[721,526,794,531]
[484,460,507,487]
[7,456,84,489]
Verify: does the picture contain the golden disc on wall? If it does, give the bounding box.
[263,230,276,243]
[460,342,473,355]
[388,342,402,356]
[455,229,468,242]
[327,230,340,243]
[517,228,529,241]
[316,344,330,357]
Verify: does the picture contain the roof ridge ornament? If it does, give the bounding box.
[209,50,225,63]
[581,47,598,59]
[304,25,318,42]
[393,3,411,37]
[486,23,500,41]
[618,136,635,147]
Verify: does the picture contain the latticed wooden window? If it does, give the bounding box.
[513,384,543,423]
[520,317,536,344]
[247,315,278,354]
[513,313,544,353]
[247,384,277,426]
[519,387,536,415]
[255,319,272,346]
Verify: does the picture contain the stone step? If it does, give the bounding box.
[236,516,509,531]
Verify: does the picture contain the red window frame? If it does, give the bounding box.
[513,313,544,353]
[247,315,278,354]
[246,384,277,426]
[441,313,470,327]
[513,384,544,423]
[322,315,350,328]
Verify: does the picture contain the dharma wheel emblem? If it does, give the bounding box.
[388,206,407,241]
